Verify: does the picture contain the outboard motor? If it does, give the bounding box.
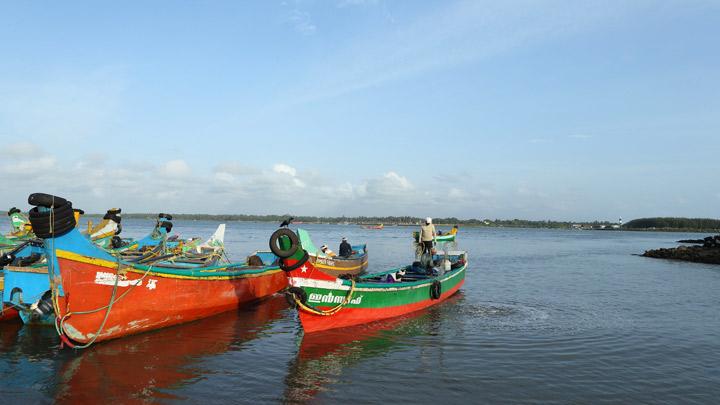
[32,290,54,317]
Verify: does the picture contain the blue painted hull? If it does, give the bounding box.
[1,243,54,325]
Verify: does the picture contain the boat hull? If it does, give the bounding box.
[293,265,466,333]
[435,234,456,242]
[55,254,288,344]
[0,304,19,322]
[307,253,368,276]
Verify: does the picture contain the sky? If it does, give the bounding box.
[0,0,718,221]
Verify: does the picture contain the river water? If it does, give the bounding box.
[1,220,719,404]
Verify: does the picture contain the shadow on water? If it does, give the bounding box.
[282,293,464,403]
[48,294,289,403]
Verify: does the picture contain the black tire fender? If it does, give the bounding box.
[27,193,67,208]
[28,196,76,238]
[430,280,442,300]
[269,228,300,259]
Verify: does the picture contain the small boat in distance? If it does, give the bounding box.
[360,224,384,230]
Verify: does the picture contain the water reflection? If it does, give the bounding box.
[54,295,288,403]
[283,294,463,403]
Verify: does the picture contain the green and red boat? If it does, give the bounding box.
[269,228,468,333]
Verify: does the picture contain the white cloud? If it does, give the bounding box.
[161,160,192,178]
[214,162,258,176]
[273,163,298,177]
[2,142,42,157]
[214,171,236,183]
[1,156,57,175]
[363,171,414,200]
[7,142,709,220]
[1,143,57,175]
[448,188,466,199]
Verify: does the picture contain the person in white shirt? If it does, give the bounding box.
[419,217,437,255]
[320,244,336,257]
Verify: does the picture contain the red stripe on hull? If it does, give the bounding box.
[298,279,464,333]
[0,304,19,322]
[56,258,288,343]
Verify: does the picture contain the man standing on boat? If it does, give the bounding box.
[338,237,354,258]
[419,217,437,255]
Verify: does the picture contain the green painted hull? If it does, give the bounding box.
[291,255,468,333]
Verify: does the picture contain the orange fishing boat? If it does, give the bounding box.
[27,193,287,346]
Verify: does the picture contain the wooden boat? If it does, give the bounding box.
[435,225,458,242]
[0,209,34,253]
[27,193,287,346]
[269,228,468,333]
[251,229,368,276]
[2,215,228,327]
[360,224,384,230]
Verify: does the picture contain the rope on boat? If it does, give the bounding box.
[291,279,356,316]
[56,258,156,349]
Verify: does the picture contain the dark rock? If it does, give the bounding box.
[678,239,705,244]
[642,245,720,265]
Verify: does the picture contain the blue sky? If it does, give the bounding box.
[0,0,718,220]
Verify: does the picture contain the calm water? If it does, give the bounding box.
[1,220,719,404]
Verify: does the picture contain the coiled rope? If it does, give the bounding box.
[290,279,356,316]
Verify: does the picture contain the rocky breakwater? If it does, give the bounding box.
[643,235,720,264]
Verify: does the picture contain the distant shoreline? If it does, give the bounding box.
[4,211,716,233]
[67,214,718,233]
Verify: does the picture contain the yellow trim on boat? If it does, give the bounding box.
[55,249,282,280]
[313,261,366,271]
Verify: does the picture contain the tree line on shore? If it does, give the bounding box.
[60,213,619,229]
[623,217,720,231]
[3,209,716,231]
[112,215,720,231]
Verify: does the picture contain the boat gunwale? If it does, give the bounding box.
[56,249,282,279]
[293,261,467,291]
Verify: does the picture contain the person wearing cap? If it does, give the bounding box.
[419,217,437,255]
[338,237,354,258]
[320,244,336,257]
